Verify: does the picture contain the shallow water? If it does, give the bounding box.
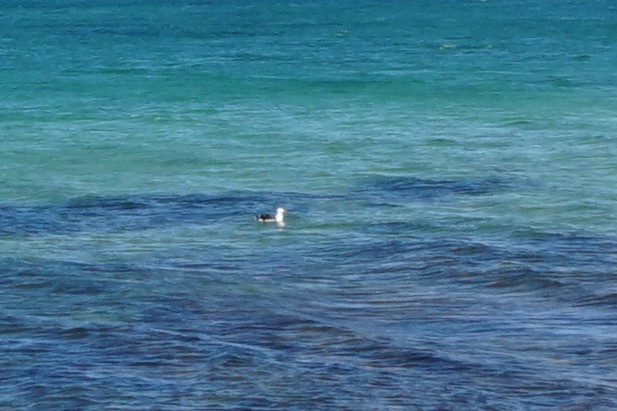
[1,1,617,409]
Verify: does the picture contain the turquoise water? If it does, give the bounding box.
[2,1,617,409]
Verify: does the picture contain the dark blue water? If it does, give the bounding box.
[2,0,617,409]
[2,184,616,409]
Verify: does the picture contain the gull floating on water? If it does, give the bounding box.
[255,207,286,224]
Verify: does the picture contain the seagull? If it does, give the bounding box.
[255,207,286,223]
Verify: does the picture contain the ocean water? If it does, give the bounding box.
[1,0,616,409]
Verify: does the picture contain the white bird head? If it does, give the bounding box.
[275,208,286,223]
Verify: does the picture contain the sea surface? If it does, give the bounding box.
[1,1,617,409]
